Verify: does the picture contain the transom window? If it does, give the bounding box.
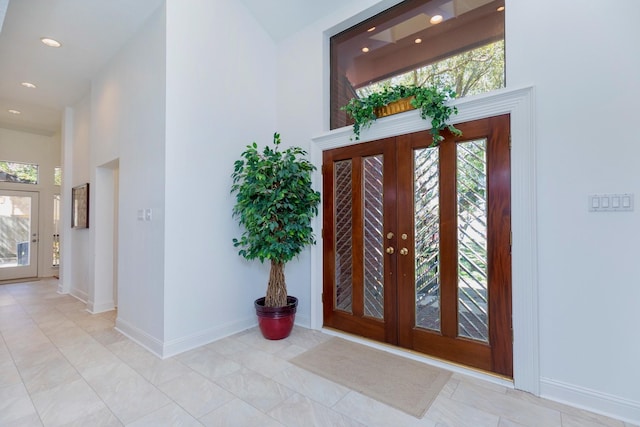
[0,161,39,184]
[330,0,505,130]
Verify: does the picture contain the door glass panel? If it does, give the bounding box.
[0,195,32,268]
[457,139,489,342]
[363,155,384,318]
[53,194,61,267]
[414,146,440,331]
[335,160,353,313]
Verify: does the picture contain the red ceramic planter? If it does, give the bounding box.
[254,296,297,340]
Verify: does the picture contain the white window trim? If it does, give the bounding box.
[310,85,539,395]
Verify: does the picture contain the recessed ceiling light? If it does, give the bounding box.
[40,37,61,48]
[367,27,376,32]
[497,6,505,12]
[362,47,370,53]
[415,38,422,44]
[430,15,444,25]
[8,109,21,115]
[21,82,37,89]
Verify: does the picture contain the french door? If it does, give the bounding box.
[0,190,39,281]
[322,115,512,377]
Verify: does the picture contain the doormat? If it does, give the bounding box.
[290,337,451,418]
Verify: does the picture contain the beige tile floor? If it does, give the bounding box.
[0,278,636,427]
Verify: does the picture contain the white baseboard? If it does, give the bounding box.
[540,377,640,425]
[293,313,310,329]
[116,315,261,359]
[115,314,310,360]
[87,300,115,314]
[68,287,88,303]
[115,317,164,357]
[160,315,257,358]
[160,312,309,358]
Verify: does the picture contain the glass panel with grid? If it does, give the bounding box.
[457,139,488,342]
[363,155,384,319]
[335,160,353,313]
[414,146,440,331]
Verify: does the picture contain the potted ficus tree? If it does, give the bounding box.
[231,132,321,340]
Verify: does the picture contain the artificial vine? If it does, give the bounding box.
[341,84,462,145]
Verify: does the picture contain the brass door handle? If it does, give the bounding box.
[386,247,395,254]
[400,248,408,256]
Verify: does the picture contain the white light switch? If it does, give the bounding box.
[589,193,634,212]
[137,209,144,220]
[144,208,152,221]
[612,196,620,208]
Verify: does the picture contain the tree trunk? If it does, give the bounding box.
[265,260,287,307]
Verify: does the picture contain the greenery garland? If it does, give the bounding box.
[341,85,462,145]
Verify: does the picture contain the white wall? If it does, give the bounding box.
[64,0,278,356]
[507,0,640,420]
[89,4,167,349]
[65,96,91,300]
[275,0,640,422]
[0,127,62,280]
[162,0,278,354]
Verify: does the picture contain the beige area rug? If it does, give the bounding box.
[290,337,451,418]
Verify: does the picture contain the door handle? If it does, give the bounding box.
[386,246,395,254]
[400,248,408,256]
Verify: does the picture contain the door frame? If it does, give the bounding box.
[0,189,40,281]
[311,86,539,395]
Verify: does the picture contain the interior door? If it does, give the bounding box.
[0,190,39,281]
[322,115,512,377]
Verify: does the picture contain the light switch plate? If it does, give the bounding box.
[589,193,633,212]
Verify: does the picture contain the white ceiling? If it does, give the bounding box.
[239,0,352,42]
[0,0,355,137]
[0,0,164,136]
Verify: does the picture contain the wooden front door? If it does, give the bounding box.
[322,115,512,377]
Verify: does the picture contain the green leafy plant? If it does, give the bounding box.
[231,133,321,308]
[341,84,462,144]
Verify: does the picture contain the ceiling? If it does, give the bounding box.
[238,0,353,42]
[0,0,164,136]
[0,0,355,137]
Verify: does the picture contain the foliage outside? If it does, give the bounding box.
[357,41,505,99]
[0,161,38,184]
[343,40,505,143]
[231,133,321,307]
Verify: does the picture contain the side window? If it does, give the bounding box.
[330,0,505,130]
[0,161,39,184]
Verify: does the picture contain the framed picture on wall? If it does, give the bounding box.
[71,183,89,229]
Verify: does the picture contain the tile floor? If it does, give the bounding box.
[0,278,636,427]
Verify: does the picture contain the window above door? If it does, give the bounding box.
[330,0,505,130]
